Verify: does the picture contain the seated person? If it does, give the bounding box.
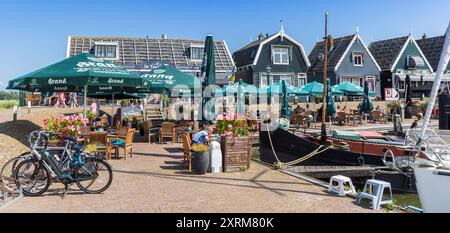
[191,125,210,145]
[294,105,303,114]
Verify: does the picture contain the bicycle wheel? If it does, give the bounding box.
[1,152,32,179]
[14,159,51,196]
[74,158,113,194]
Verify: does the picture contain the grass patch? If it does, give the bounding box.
[0,99,19,109]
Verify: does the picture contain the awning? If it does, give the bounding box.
[408,56,425,68]
[394,73,449,82]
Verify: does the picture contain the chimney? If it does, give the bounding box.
[258,33,264,41]
[162,34,168,39]
[422,33,427,40]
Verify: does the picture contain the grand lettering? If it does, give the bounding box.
[48,78,67,85]
[108,78,124,84]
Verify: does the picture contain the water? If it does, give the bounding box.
[393,193,421,208]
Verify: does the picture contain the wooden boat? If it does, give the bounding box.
[259,127,416,192]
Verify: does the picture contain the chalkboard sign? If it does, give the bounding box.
[121,107,142,119]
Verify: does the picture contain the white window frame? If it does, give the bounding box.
[260,74,268,88]
[365,76,376,92]
[271,46,290,65]
[353,53,363,67]
[297,74,307,87]
[279,75,292,86]
[189,45,204,61]
[94,42,119,60]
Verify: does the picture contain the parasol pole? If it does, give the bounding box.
[321,12,329,140]
[83,85,88,117]
[111,93,115,126]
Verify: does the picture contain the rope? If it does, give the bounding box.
[265,121,330,169]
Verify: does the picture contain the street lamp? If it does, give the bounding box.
[265,65,272,105]
[265,65,272,86]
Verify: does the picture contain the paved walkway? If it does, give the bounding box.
[1,138,379,213]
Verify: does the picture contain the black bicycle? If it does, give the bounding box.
[14,131,113,197]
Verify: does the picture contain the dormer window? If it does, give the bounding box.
[407,56,425,70]
[189,45,204,60]
[272,46,290,65]
[352,52,364,66]
[94,42,119,60]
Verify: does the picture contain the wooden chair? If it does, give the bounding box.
[78,125,91,144]
[87,131,108,157]
[112,115,121,129]
[372,111,387,124]
[116,126,129,137]
[336,112,348,126]
[175,126,186,143]
[112,128,135,160]
[350,114,363,126]
[159,122,176,143]
[181,134,192,171]
[143,120,159,143]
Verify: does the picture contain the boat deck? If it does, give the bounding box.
[286,165,387,179]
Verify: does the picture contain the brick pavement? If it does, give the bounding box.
[1,138,380,213]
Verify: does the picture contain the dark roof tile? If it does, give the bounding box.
[308,35,355,73]
[369,36,409,71]
[416,35,445,71]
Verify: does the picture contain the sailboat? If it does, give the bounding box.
[412,22,450,213]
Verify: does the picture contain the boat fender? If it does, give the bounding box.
[357,156,365,166]
[434,169,450,177]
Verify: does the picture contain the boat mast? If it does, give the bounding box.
[417,22,450,146]
[321,12,329,140]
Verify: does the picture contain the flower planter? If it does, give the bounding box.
[220,135,250,172]
[47,140,66,147]
[404,106,413,119]
[192,151,210,174]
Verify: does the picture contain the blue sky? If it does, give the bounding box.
[1,0,449,90]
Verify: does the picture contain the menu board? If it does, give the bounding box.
[121,107,141,119]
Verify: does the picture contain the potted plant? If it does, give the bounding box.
[137,120,144,136]
[122,116,133,128]
[215,112,257,172]
[42,113,89,146]
[191,144,210,174]
[86,111,97,124]
[387,101,402,114]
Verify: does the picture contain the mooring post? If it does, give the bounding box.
[12,105,18,121]
[27,101,31,114]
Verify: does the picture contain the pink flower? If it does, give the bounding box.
[224,131,233,136]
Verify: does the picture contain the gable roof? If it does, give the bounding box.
[308,34,355,73]
[233,30,310,68]
[370,35,433,72]
[67,36,234,72]
[369,36,409,71]
[416,35,446,71]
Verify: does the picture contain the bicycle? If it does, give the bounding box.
[1,130,72,179]
[14,131,113,198]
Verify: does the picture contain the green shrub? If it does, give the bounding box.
[0,100,19,109]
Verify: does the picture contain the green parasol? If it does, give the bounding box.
[201,35,216,124]
[281,80,291,119]
[360,80,373,114]
[326,79,336,117]
[236,80,246,117]
[6,53,144,115]
[141,65,201,95]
